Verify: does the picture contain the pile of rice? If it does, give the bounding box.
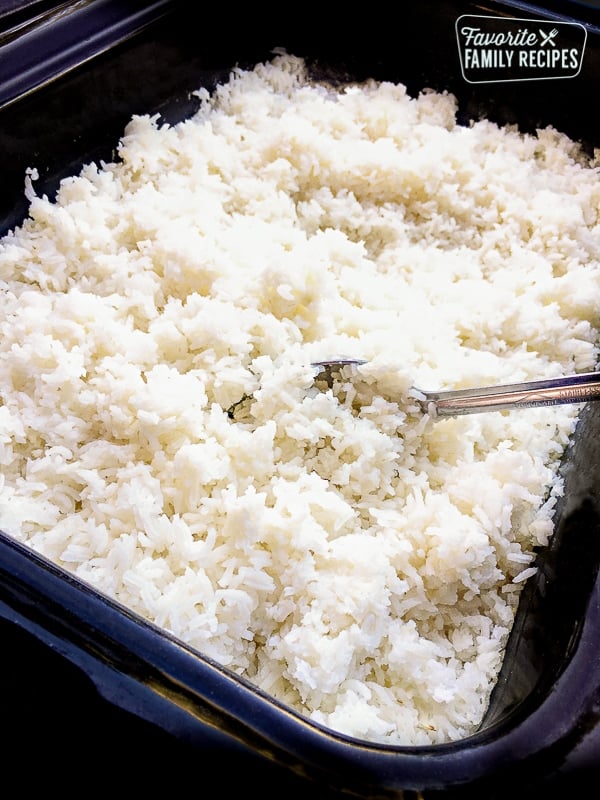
[1,53,599,745]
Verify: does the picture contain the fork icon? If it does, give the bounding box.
[539,27,559,47]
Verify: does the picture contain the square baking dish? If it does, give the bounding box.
[1,1,599,795]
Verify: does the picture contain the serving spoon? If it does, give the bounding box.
[311,359,600,418]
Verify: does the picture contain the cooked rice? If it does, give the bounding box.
[1,53,599,745]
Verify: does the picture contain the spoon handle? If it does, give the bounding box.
[426,372,600,417]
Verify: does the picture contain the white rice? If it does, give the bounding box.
[0,53,599,745]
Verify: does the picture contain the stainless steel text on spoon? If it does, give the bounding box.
[311,359,600,418]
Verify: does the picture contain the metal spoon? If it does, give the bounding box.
[311,359,600,418]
